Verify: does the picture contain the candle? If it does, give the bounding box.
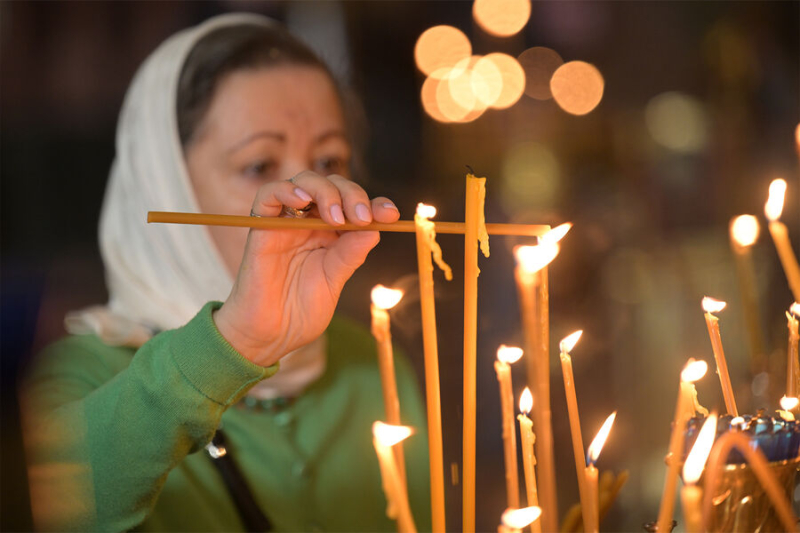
[517,388,541,533]
[371,285,407,486]
[729,215,767,372]
[681,413,717,533]
[373,422,417,533]
[414,203,450,533]
[495,345,523,509]
[656,359,708,533]
[702,297,739,416]
[779,396,798,421]
[513,222,571,533]
[463,172,489,533]
[788,303,800,398]
[498,507,543,533]
[765,179,800,302]
[702,431,798,532]
[585,412,616,533]
[558,330,592,533]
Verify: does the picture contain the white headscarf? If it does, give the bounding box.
[65,13,326,399]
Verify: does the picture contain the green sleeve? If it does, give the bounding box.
[23,301,278,532]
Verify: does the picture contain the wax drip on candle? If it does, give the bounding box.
[465,170,490,260]
[415,203,453,280]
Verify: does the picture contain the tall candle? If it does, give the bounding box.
[729,215,767,372]
[558,330,591,533]
[498,507,543,533]
[585,412,616,533]
[656,359,708,533]
[514,222,571,533]
[495,345,523,509]
[788,303,800,397]
[702,297,738,416]
[517,388,541,533]
[414,203,450,533]
[681,413,717,533]
[463,172,489,533]
[373,422,417,533]
[765,179,800,302]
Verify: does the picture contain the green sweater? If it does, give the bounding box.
[24,302,431,532]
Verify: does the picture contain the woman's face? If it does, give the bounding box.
[185,65,351,276]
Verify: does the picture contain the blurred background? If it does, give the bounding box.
[1,1,798,531]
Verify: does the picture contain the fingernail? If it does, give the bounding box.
[355,203,372,223]
[294,188,312,202]
[330,204,345,225]
[382,202,398,211]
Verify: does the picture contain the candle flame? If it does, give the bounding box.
[540,222,573,245]
[519,387,533,414]
[790,302,800,317]
[765,179,787,221]
[682,413,717,484]
[780,396,799,411]
[371,284,404,310]
[731,416,745,429]
[501,506,542,528]
[730,215,760,247]
[681,359,708,383]
[416,203,437,219]
[559,330,583,353]
[514,243,560,274]
[372,421,413,446]
[586,411,616,465]
[497,345,524,364]
[702,296,726,314]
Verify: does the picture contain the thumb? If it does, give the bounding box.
[322,231,380,295]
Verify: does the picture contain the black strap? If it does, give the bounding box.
[206,429,272,532]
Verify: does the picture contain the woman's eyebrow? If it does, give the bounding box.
[314,129,348,145]
[228,131,285,153]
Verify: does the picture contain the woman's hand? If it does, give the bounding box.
[213,171,400,367]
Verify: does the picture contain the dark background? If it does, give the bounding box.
[2,1,799,531]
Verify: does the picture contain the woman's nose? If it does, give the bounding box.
[279,159,311,182]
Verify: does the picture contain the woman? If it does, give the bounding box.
[23,13,431,532]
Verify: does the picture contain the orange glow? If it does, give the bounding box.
[541,222,572,246]
[682,413,717,484]
[702,297,726,314]
[519,387,533,414]
[681,359,708,383]
[471,57,503,107]
[781,396,799,411]
[518,47,563,100]
[444,57,490,122]
[473,0,531,37]
[765,178,787,221]
[372,421,413,446]
[587,411,616,464]
[420,73,452,123]
[791,302,800,317]
[414,25,472,77]
[501,506,542,528]
[371,285,404,310]
[497,345,524,364]
[550,61,604,116]
[514,243,559,275]
[796,123,800,148]
[730,215,760,247]
[559,330,583,353]
[480,53,525,109]
[416,203,437,219]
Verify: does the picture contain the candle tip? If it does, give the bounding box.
[730,215,760,247]
[765,178,787,221]
[780,396,799,411]
[519,387,533,414]
[682,413,717,484]
[681,359,708,383]
[371,284,404,309]
[372,421,413,446]
[702,296,726,314]
[497,345,523,364]
[559,330,583,353]
[586,411,616,465]
[790,302,800,317]
[501,507,542,529]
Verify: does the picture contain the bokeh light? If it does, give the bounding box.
[518,47,563,100]
[645,92,709,153]
[550,60,604,115]
[500,142,560,213]
[473,0,531,37]
[420,71,452,123]
[471,57,503,106]
[480,53,525,109]
[414,25,472,78]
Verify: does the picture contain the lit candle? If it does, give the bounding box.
[779,396,798,421]
[788,303,800,398]
[495,345,523,509]
[414,203,450,533]
[765,179,800,302]
[517,388,541,533]
[681,413,717,533]
[656,359,708,533]
[585,412,616,533]
[373,422,417,533]
[558,330,591,533]
[463,172,489,533]
[729,214,767,372]
[498,507,543,533]
[513,222,571,533]
[702,297,738,416]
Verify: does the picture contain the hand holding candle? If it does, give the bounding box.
[495,345,524,509]
[517,388,541,533]
[585,412,616,533]
[702,297,738,416]
[765,179,800,302]
[681,413,717,533]
[373,422,417,533]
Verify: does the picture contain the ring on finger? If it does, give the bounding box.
[280,203,314,219]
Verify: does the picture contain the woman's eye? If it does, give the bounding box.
[243,160,276,179]
[314,156,347,175]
